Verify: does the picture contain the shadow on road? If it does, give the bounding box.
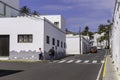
[0,69,23,77]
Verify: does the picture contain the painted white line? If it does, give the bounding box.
[75,60,82,63]
[58,60,66,63]
[84,60,89,63]
[66,60,74,63]
[96,62,104,80]
[92,60,97,63]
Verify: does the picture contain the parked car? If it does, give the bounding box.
[89,46,97,53]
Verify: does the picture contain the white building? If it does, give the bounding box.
[0,15,66,60]
[0,0,19,17]
[66,34,90,55]
[111,0,120,73]
[91,33,106,48]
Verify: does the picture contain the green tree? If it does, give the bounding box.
[97,20,112,49]
[88,32,94,39]
[98,24,108,34]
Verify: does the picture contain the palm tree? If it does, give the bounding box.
[32,11,39,16]
[82,26,89,36]
[20,6,30,15]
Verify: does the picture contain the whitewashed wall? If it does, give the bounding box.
[66,35,80,55]
[41,15,66,32]
[0,15,66,60]
[0,17,44,60]
[112,0,120,73]
[44,18,66,59]
[92,33,106,48]
[66,34,90,55]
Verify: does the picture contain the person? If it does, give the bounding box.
[39,48,43,60]
[49,47,55,62]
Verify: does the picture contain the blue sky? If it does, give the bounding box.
[20,0,115,32]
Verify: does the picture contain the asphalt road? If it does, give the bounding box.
[0,49,106,80]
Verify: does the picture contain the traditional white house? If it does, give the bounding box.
[66,34,90,55]
[0,0,19,17]
[111,0,120,73]
[91,33,106,48]
[0,15,66,60]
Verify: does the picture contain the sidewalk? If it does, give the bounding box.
[103,55,120,80]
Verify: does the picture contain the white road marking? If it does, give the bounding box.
[75,60,82,63]
[57,59,104,64]
[66,60,74,63]
[58,60,66,63]
[92,60,97,63]
[84,60,89,63]
[96,61,104,80]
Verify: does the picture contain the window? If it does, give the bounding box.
[61,41,63,48]
[119,14,120,18]
[18,34,33,43]
[52,38,55,45]
[64,42,66,48]
[54,22,59,27]
[57,40,59,47]
[46,36,50,44]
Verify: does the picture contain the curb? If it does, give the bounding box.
[0,60,49,63]
[102,57,107,79]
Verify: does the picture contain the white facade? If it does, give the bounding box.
[0,15,66,60]
[111,0,120,72]
[91,33,106,48]
[0,0,19,17]
[66,34,90,55]
[41,15,66,32]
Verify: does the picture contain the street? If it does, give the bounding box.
[0,49,106,80]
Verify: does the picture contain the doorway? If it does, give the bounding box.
[0,35,9,56]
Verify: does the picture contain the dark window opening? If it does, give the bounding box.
[18,34,32,43]
[54,22,59,27]
[52,38,55,45]
[61,41,63,48]
[46,36,50,44]
[57,40,59,47]
[64,42,66,48]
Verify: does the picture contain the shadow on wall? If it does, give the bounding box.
[9,50,66,60]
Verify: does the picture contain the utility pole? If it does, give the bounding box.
[79,27,81,55]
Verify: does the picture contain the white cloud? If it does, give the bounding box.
[62,0,97,3]
[40,5,73,11]
[61,0,115,11]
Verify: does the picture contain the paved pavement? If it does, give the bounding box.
[0,50,106,80]
[0,61,101,80]
[103,55,120,80]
